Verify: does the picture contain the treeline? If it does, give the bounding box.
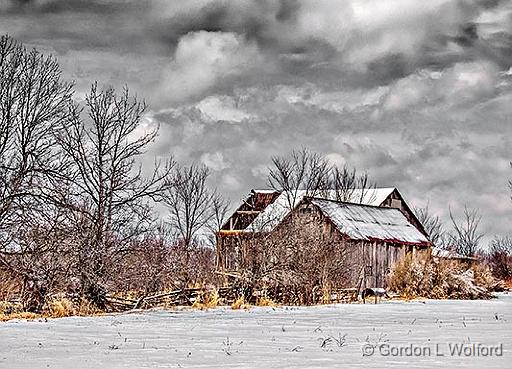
[0,36,229,311]
[0,36,511,313]
[414,203,512,281]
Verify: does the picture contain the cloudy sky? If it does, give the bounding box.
[1,0,511,242]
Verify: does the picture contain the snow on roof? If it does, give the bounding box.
[251,189,280,194]
[245,188,396,232]
[311,198,429,245]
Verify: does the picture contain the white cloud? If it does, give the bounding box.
[200,152,229,171]
[325,153,346,167]
[250,164,268,179]
[151,0,218,18]
[278,0,466,70]
[196,95,253,123]
[381,61,499,112]
[221,172,242,191]
[126,111,159,144]
[161,31,260,102]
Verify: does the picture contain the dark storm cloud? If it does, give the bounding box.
[1,0,159,58]
[5,0,510,86]
[0,0,511,241]
[143,0,511,86]
[3,0,145,14]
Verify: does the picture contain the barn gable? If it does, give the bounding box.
[220,189,280,232]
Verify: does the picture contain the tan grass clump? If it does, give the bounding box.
[0,312,40,322]
[320,285,333,304]
[46,297,76,318]
[231,296,250,310]
[43,295,102,318]
[388,254,493,300]
[472,263,496,290]
[256,296,277,307]
[192,290,221,310]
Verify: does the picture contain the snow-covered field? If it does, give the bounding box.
[1,294,511,369]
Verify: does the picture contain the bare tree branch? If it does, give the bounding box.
[0,35,74,239]
[448,205,484,257]
[268,148,330,209]
[163,163,216,249]
[330,164,376,203]
[55,82,174,306]
[509,161,511,201]
[268,149,376,208]
[488,236,512,280]
[414,204,446,247]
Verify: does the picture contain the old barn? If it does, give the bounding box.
[217,188,431,291]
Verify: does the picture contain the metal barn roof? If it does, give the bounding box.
[245,188,396,232]
[310,198,429,245]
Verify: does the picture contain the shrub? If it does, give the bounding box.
[388,254,494,299]
[487,237,512,281]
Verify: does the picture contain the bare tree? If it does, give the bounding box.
[330,164,376,203]
[162,163,224,288]
[448,206,484,257]
[414,204,446,247]
[208,192,231,270]
[210,192,230,234]
[268,148,331,210]
[268,149,376,209]
[0,35,73,243]
[488,236,512,280]
[0,36,75,311]
[56,83,173,306]
[163,163,215,249]
[208,191,230,240]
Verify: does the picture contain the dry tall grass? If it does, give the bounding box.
[256,295,277,307]
[231,296,251,310]
[388,254,495,299]
[191,289,221,310]
[0,294,103,321]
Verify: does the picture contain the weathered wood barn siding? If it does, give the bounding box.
[216,233,244,271]
[293,200,429,288]
[348,241,410,289]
